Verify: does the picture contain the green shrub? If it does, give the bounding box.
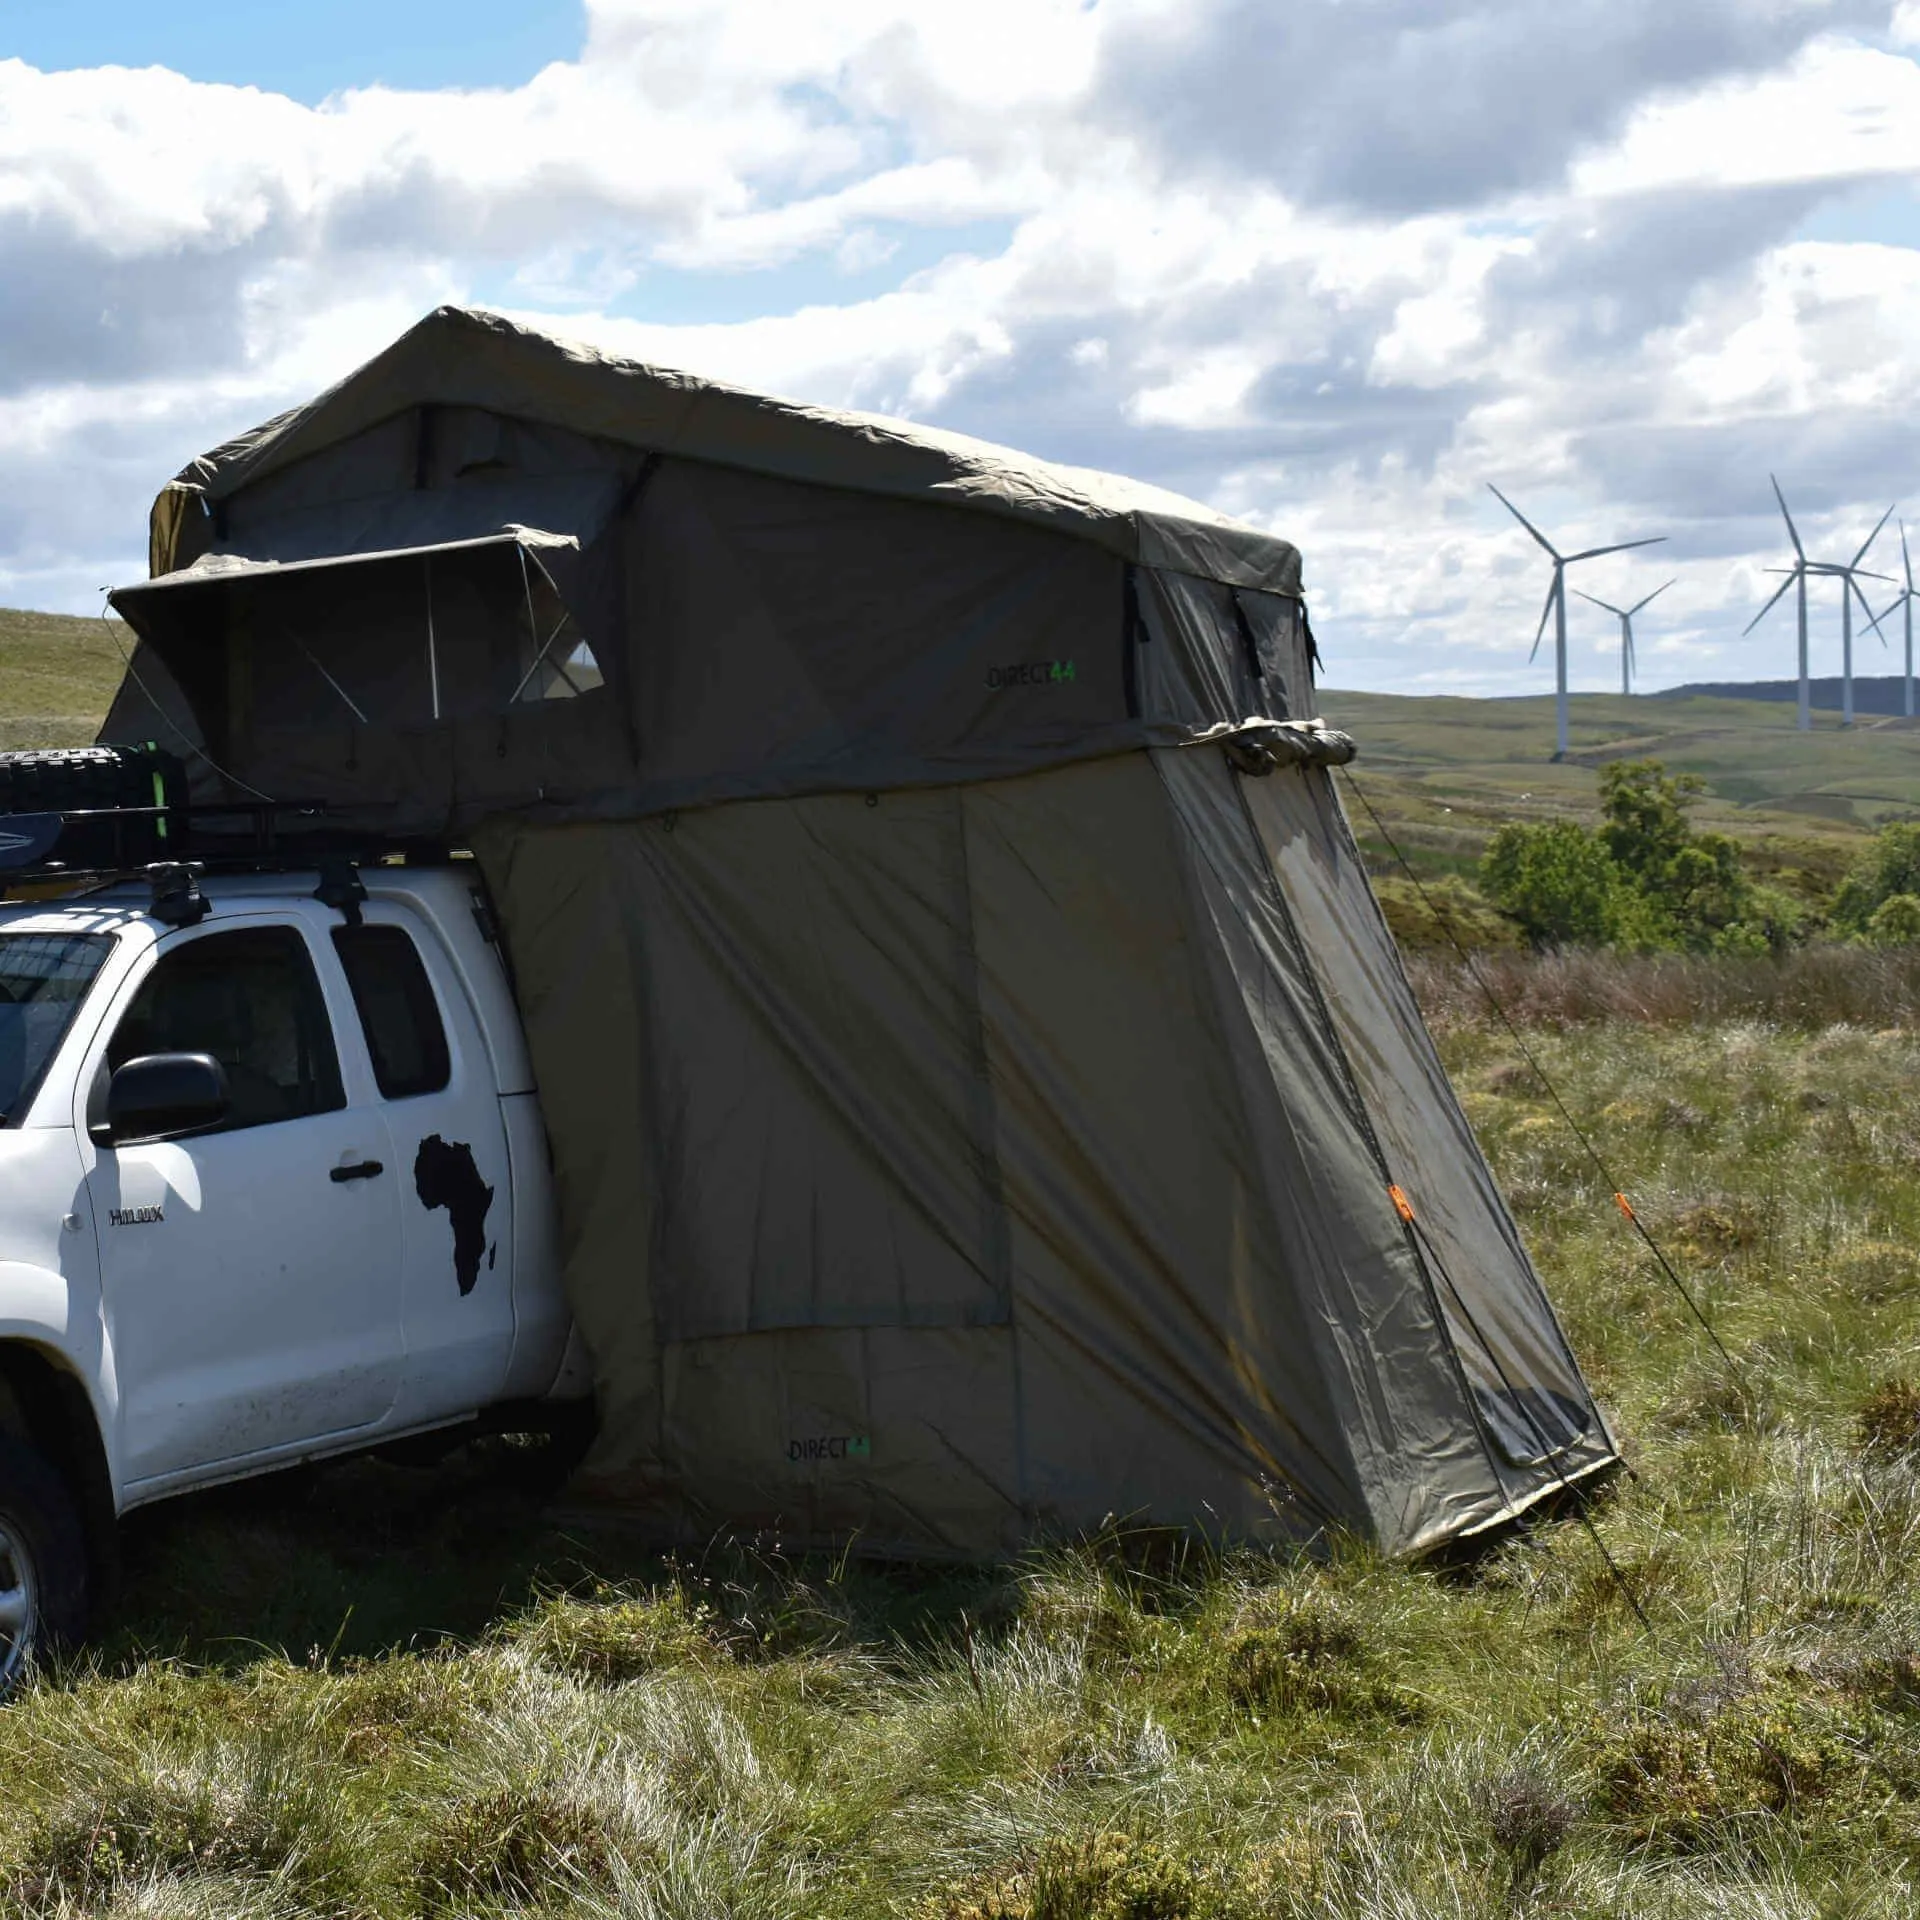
[1480,820,1634,948]
[1867,892,1920,947]
[1832,820,1920,935]
[1479,760,1792,953]
[1595,1692,1863,1853]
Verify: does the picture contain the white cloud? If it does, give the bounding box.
[1573,39,1920,195]
[0,2,1917,705]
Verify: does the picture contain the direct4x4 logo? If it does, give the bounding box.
[788,1434,871,1464]
[986,659,1077,690]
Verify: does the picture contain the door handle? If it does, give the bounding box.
[330,1159,385,1183]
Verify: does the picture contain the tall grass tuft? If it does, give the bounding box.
[1408,943,1920,1028]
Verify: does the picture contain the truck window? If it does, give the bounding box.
[108,927,344,1131]
[331,924,451,1099]
[0,932,113,1125]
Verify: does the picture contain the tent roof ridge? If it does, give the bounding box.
[152,304,1301,596]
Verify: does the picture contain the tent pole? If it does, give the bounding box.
[425,552,441,722]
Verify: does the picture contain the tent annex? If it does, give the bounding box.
[104,305,1619,1557]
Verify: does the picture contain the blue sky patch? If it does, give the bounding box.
[2,0,584,101]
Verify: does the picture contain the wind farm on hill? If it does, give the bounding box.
[1490,477,1919,755]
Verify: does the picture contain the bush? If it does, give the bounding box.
[1478,761,1791,954]
[1595,1691,1862,1853]
[1867,892,1920,948]
[1832,821,1920,935]
[1599,759,1780,953]
[1480,820,1634,948]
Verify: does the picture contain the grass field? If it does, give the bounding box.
[8,972,1920,1916]
[0,607,130,753]
[8,621,1920,1912]
[1318,687,1920,832]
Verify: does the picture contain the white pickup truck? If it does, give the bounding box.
[0,860,587,1690]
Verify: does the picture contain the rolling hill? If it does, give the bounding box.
[1316,685,1920,888]
[0,605,130,752]
[1659,674,1920,717]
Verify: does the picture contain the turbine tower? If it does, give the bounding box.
[1803,533,1892,729]
[1489,485,1664,757]
[1574,580,1675,696]
[1872,522,1916,721]
[1747,478,1892,730]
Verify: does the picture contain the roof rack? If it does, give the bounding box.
[0,798,455,896]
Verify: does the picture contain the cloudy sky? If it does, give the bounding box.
[4,0,1920,695]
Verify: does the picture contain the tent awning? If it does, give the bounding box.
[109,531,591,740]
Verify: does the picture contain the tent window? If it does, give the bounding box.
[515,624,603,702]
[511,555,603,703]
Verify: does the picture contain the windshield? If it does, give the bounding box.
[0,932,113,1124]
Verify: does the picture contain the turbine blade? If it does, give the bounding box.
[1565,536,1666,562]
[1629,579,1676,615]
[1772,474,1805,560]
[1852,503,1896,571]
[1572,588,1623,615]
[1854,572,1891,643]
[1528,577,1557,663]
[1743,567,1797,636]
[1488,483,1559,557]
[1903,520,1913,593]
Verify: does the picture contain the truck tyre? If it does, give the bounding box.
[0,1435,89,1696]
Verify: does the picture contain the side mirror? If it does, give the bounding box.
[100,1053,230,1146]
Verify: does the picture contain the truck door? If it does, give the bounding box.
[329,913,516,1427]
[81,917,406,1488]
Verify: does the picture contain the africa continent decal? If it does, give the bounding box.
[413,1135,495,1296]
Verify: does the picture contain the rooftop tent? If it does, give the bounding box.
[102,306,1619,1556]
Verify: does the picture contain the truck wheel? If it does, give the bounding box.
[0,1436,89,1696]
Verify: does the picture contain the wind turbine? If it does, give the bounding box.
[1803,527,1893,729]
[1744,477,1814,730]
[1489,485,1665,757]
[1746,478,1892,729]
[1871,521,1916,721]
[1574,580,1675,696]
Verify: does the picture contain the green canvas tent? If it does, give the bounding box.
[103,305,1618,1557]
